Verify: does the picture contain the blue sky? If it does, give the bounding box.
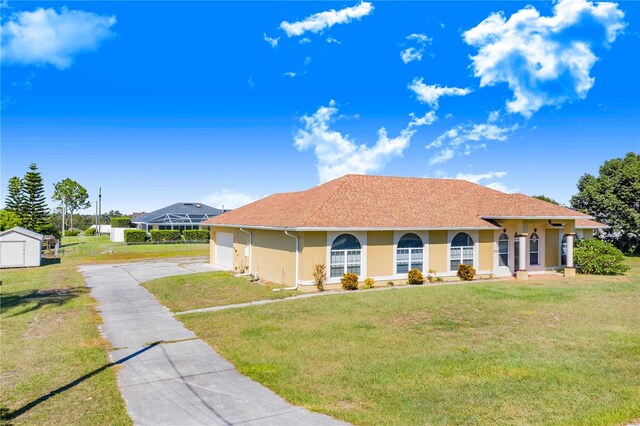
[1,0,638,214]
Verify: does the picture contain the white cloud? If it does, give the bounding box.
[203,189,259,210]
[326,37,341,44]
[263,33,280,48]
[294,100,435,183]
[303,56,312,66]
[280,2,373,37]
[488,110,501,123]
[455,171,507,183]
[427,122,518,165]
[1,6,116,69]
[401,33,432,64]
[409,77,471,108]
[429,148,455,165]
[299,37,311,44]
[283,71,297,78]
[485,182,518,193]
[248,75,255,89]
[463,0,626,117]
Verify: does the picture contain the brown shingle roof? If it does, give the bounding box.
[204,174,596,230]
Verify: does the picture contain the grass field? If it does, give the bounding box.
[0,235,208,424]
[181,257,640,425]
[142,271,301,312]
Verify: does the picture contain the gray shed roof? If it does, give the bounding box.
[0,226,44,241]
[131,202,224,225]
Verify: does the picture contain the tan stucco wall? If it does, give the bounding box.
[582,229,593,238]
[209,226,248,270]
[429,230,447,273]
[478,230,494,271]
[252,229,296,286]
[300,231,327,282]
[367,231,394,277]
[545,228,559,267]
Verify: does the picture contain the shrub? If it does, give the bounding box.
[313,263,327,291]
[408,268,425,285]
[363,278,375,289]
[64,229,80,236]
[183,229,209,241]
[387,281,394,286]
[149,230,180,242]
[426,269,437,284]
[85,227,96,235]
[111,217,132,228]
[457,264,476,281]
[124,229,147,243]
[341,273,359,290]
[36,223,60,239]
[574,238,630,275]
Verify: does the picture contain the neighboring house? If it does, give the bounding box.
[0,227,43,268]
[132,202,225,233]
[203,175,606,288]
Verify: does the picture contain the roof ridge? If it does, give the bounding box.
[299,175,353,227]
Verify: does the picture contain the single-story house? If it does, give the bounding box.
[0,226,43,268]
[132,202,225,233]
[202,175,607,289]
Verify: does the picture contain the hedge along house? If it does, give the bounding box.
[202,175,606,289]
[132,202,224,234]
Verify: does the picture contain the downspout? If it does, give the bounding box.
[235,228,252,277]
[274,230,299,291]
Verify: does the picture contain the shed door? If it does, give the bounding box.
[1,241,26,267]
[216,232,234,269]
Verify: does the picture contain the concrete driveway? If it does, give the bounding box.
[80,259,344,425]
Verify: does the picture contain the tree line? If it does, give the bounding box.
[0,163,123,237]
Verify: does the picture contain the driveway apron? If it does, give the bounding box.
[80,261,344,426]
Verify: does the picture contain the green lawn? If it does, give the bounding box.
[142,271,301,312]
[0,236,209,424]
[181,257,640,425]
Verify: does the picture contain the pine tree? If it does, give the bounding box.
[22,163,49,231]
[5,176,25,218]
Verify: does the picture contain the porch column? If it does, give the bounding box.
[516,233,528,280]
[564,233,576,277]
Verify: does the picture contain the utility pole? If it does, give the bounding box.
[98,187,102,234]
[95,200,98,240]
[61,201,66,241]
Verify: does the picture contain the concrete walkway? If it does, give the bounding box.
[79,260,344,426]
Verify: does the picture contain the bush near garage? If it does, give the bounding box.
[64,229,80,236]
[574,238,630,275]
[124,229,147,243]
[150,230,180,242]
[183,230,209,241]
[84,227,96,235]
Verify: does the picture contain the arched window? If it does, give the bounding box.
[450,232,474,271]
[330,234,361,278]
[498,233,509,267]
[530,233,539,265]
[397,233,423,273]
[561,234,567,265]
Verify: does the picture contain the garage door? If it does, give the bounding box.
[216,232,234,269]
[1,241,26,267]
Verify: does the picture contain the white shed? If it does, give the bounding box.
[0,227,43,268]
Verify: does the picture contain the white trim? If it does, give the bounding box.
[393,231,429,276]
[326,231,367,279]
[481,215,592,220]
[204,224,498,231]
[447,230,478,273]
